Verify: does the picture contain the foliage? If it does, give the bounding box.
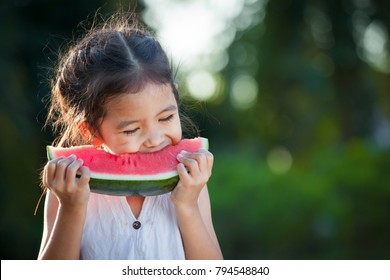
[209,142,390,259]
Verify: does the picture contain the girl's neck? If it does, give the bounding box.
[126,196,145,219]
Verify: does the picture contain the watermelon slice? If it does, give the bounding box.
[47,137,208,196]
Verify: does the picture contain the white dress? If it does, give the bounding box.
[80,192,185,260]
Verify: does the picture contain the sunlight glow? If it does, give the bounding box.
[267,146,293,174]
[360,21,390,73]
[353,13,390,73]
[142,0,240,71]
[230,74,258,110]
[186,71,217,101]
[142,0,268,101]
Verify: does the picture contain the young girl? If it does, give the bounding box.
[38,13,223,260]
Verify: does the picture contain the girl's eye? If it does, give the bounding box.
[123,128,139,135]
[160,114,174,122]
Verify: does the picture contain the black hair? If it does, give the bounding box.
[46,12,198,147]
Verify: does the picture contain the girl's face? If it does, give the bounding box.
[96,82,182,154]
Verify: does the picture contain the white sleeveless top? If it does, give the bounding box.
[80,193,185,260]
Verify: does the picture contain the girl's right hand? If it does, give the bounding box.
[43,155,91,208]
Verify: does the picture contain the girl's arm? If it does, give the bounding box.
[174,185,223,259]
[38,155,90,260]
[172,150,223,260]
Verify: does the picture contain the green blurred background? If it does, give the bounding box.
[1,0,389,260]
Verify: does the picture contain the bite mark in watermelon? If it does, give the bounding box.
[46,137,208,196]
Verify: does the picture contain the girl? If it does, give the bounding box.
[38,13,223,260]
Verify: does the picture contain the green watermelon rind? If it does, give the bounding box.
[88,176,179,196]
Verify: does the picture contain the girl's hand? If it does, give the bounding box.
[43,154,91,209]
[171,149,214,208]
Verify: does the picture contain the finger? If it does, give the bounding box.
[200,150,214,175]
[179,149,212,162]
[64,158,84,186]
[45,156,65,188]
[177,152,200,175]
[192,150,213,177]
[177,162,191,184]
[55,155,77,181]
[179,150,213,175]
[77,166,91,186]
[199,149,214,166]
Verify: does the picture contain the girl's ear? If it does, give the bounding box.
[77,121,104,146]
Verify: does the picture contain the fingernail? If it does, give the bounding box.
[70,154,76,159]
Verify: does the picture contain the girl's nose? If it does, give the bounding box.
[144,129,164,149]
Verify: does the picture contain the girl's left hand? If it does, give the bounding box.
[171,149,214,207]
